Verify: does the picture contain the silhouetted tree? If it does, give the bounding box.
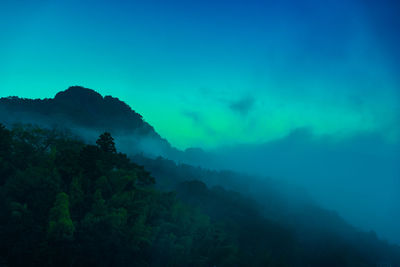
[96,132,116,153]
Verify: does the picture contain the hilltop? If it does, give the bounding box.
[0,86,176,157]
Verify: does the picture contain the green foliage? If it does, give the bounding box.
[0,123,12,158]
[0,123,399,267]
[92,189,107,217]
[0,125,236,266]
[48,192,75,241]
[69,175,85,219]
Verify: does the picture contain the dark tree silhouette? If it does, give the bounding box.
[96,132,116,153]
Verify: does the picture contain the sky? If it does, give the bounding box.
[0,0,399,149]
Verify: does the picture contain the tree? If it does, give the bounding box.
[0,123,12,157]
[48,192,75,241]
[96,132,116,153]
[79,144,102,182]
[69,176,85,219]
[0,123,13,183]
[92,189,107,217]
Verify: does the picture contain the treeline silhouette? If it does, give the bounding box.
[1,124,399,266]
[0,86,183,159]
[0,86,162,137]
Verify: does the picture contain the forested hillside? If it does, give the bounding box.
[1,124,399,266]
[0,124,237,266]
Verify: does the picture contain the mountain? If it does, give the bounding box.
[1,87,400,266]
[0,86,177,157]
[0,86,155,134]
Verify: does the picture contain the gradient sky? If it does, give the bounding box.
[1,0,399,149]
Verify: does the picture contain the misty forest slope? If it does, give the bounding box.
[0,86,177,157]
[1,124,400,266]
[1,87,400,266]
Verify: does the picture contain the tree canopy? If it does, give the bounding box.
[0,123,399,267]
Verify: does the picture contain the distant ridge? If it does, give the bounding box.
[0,86,174,156]
[2,86,152,133]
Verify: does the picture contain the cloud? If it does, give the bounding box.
[205,129,400,244]
[229,96,255,115]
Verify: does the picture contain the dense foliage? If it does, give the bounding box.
[134,154,400,267]
[1,124,399,266]
[0,124,237,266]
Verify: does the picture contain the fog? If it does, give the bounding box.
[190,128,400,244]
[1,98,399,247]
[1,108,400,244]
[114,123,400,245]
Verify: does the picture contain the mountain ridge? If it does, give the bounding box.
[2,86,153,133]
[1,87,400,266]
[0,86,178,157]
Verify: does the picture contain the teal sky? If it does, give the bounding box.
[1,0,399,149]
